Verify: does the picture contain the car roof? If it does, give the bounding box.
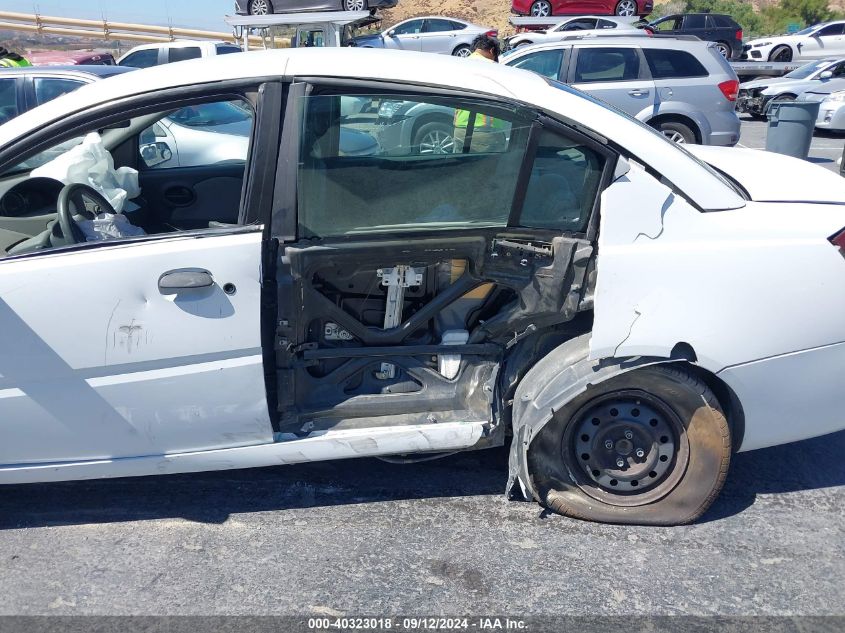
[397,16,478,26]
[0,48,744,211]
[123,40,224,52]
[503,36,713,55]
[0,65,135,78]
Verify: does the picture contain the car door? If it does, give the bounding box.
[681,14,709,42]
[0,76,22,125]
[0,82,282,466]
[118,48,161,68]
[269,81,612,439]
[385,19,424,51]
[505,47,568,80]
[799,23,845,58]
[26,76,88,110]
[568,46,656,117]
[419,19,458,54]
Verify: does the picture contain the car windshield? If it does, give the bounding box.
[784,60,830,79]
[168,101,250,127]
[545,79,747,200]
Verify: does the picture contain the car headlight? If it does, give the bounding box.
[378,100,404,119]
[752,41,772,47]
[823,91,845,103]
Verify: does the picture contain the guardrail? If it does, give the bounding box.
[0,10,263,46]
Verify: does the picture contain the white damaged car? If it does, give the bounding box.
[0,49,843,526]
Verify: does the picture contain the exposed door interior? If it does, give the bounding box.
[272,86,614,436]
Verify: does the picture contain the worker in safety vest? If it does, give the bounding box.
[0,48,31,68]
[453,34,507,153]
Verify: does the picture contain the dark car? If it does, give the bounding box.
[27,50,116,66]
[0,65,133,125]
[649,13,743,59]
[235,0,397,14]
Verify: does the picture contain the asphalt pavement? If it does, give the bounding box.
[737,115,843,173]
[0,425,843,617]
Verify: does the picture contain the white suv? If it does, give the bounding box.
[117,41,242,68]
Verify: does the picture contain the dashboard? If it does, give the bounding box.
[0,178,64,218]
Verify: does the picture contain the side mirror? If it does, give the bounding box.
[387,29,396,37]
[820,70,834,79]
[141,141,173,168]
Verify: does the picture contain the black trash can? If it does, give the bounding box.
[765,101,821,160]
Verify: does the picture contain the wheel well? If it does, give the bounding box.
[453,43,471,54]
[410,113,454,144]
[681,363,746,452]
[648,114,702,144]
[768,45,792,60]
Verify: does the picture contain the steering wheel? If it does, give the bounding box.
[56,183,116,245]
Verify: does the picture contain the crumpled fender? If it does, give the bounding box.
[506,333,676,502]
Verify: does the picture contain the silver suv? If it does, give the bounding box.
[501,36,741,145]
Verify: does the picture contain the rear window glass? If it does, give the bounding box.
[708,15,734,28]
[644,48,708,79]
[508,49,564,80]
[169,47,202,63]
[574,48,640,83]
[683,15,706,29]
[216,45,242,55]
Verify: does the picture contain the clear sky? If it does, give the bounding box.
[1,0,234,32]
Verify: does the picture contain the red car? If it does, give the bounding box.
[512,0,653,18]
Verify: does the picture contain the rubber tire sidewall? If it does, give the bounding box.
[527,366,731,526]
[769,45,792,62]
[249,0,273,14]
[412,120,454,154]
[656,120,696,144]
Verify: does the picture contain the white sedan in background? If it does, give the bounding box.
[506,15,644,49]
[798,76,845,130]
[349,16,497,57]
[0,49,842,527]
[743,20,845,62]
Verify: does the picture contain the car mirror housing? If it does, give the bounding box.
[820,70,834,80]
[140,141,173,168]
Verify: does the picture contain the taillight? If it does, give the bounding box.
[486,30,499,37]
[830,227,845,251]
[718,79,739,102]
[736,29,743,41]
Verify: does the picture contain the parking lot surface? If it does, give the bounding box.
[738,115,843,173]
[0,119,843,618]
[0,423,843,616]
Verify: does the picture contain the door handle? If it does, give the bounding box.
[159,269,214,291]
[628,89,650,97]
[163,185,196,207]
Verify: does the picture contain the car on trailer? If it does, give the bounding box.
[505,16,645,50]
[349,17,498,57]
[0,49,842,527]
[512,0,653,19]
[235,0,397,14]
[743,20,845,62]
[648,13,743,60]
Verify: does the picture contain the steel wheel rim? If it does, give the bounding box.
[250,0,269,14]
[455,46,471,57]
[531,2,551,17]
[616,0,637,16]
[345,0,365,10]
[663,130,686,143]
[419,130,454,155]
[563,390,690,507]
[773,48,791,62]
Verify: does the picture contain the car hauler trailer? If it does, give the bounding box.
[226,11,380,50]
